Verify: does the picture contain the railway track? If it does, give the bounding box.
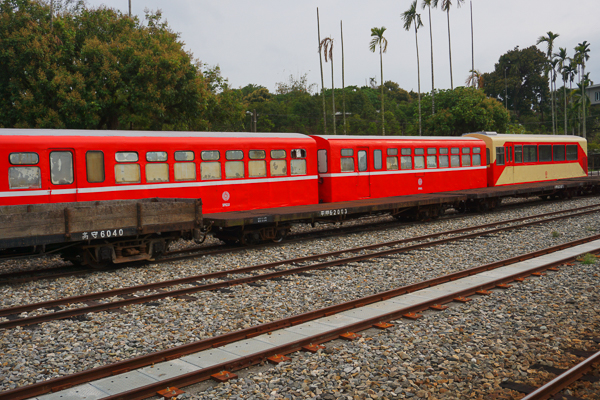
[3,232,598,400]
[1,203,599,330]
[0,196,592,285]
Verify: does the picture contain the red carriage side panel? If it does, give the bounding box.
[311,135,487,203]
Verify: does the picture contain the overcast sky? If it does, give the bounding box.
[86,0,598,94]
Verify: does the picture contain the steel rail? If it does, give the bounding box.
[3,235,598,400]
[521,350,600,400]
[1,206,599,329]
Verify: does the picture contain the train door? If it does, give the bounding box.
[504,143,514,184]
[48,149,77,202]
[357,147,370,199]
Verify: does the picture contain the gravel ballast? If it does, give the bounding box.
[0,197,599,397]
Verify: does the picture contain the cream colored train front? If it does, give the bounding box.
[464,132,587,187]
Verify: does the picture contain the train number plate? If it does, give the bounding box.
[320,208,348,217]
[554,185,565,189]
[81,229,125,240]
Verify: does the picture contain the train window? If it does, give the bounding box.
[387,148,398,156]
[115,152,138,162]
[450,154,460,167]
[358,151,368,172]
[341,148,354,157]
[462,147,470,154]
[427,148,437,155]
[174,162,196,181]
[473,154,481,166]
[400,156,412,170]
[496,147,505,166]
[270,160,288,176]
[271,149,286,159]
[462,154,471,167]
[201,151,220,161]
[508,147,512,163]
[553,145,566,161]
[249,160,267,177]
[439,155,449,168]
[226,150,244,160]
[317,150,327,173]
[439,148,448,155]
[341,157,354,172]
[486,149,490,165]
[175,151,194,161]
[427,155,437,168]
[86,151,105,183]
[539,145,552,162]
[146,151,167,162]
[201,162,221,180]
[225,161,244,178]
[451,147,459,155]
[401,148,411,156]
[523,145,537,163]
[146,163,169,183]
[566,145,578,161]
[374,150,383,170]
[249,150,266,160]
[291,149,307,158]
[8,167,41,189]
[9,152,39,165]
[514,145,523,163]
[415,148,424,156]
[473,147,481,154]
[115,164,141,184]
[387,156,399,170]
[291,159,307,175]
[414,156,425,169]
[50,151,74,185]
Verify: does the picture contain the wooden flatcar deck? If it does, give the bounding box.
[204,176,600,228]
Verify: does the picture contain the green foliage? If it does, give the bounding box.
[0,0,241,131]
[417,87,509,135]
[577,253,598,264]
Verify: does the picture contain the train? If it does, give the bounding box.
[0,129,591,265]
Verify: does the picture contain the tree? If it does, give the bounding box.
[420,87,509,135]
[316,8,327,134]
[465,69,484,89]
[482,46,549,122]
[402,0,423,135]
[0,0,219,130]
[536,31,559,134]
[434,0,464,90]
[554,47,569,134]
[369,26,388,135]
[574,41,590,137]
[421,0,436,114]
[319,37,336,135]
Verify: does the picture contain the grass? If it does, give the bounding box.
[577,253,598,264]
[552,231,561,238]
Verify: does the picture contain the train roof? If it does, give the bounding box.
[0,129,310,140]
[311,135,478,141]
[464,132,586,143]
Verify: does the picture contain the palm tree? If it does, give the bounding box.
[403,1,423,135]
[465,69,483,89]
[316,8,327,134]
[434,0,464,90]
[575,41,590,138]
[369,27,388,135]
[536,31,559,134]
[554,47,569,135]
[421,0,435,114]
[319,37,336,135]
[341,20,347,134]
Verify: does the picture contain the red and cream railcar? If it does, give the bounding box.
[0,130,319,213]
[464,132,588,187]
[311,135,488,203]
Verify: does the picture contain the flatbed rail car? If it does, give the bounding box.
[0,198,202,266]
[205,176,600,244]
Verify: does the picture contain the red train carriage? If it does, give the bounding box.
[311,135,488,203]
[464,132,588,187]
[0,130,319,213]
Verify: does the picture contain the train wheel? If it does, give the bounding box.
[272,229,287,243]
